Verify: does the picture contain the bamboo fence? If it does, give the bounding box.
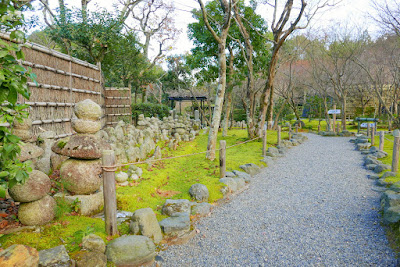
[0,33,106,138]
[104,87,132,126]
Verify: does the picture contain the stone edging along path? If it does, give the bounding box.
[0,132,308,266]
[157,133,397,266]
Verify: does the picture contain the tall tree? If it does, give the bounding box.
[127,0,179,63]
[257,0,334,131]
[233,1,269,138]
[197,0,234,160]
[319,29,367,130]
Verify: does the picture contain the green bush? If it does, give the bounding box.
[0,1,36,197]
[354,107,375,118]
[132,103,170,122]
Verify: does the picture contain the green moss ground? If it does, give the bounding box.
[0,129,285,252]
[372,134,400,182]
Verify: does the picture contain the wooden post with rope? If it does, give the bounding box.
[219,140,226,178]
[392,133,400,173]
[102,150,118,236]
[277,126,281,146]
[262,129,267,156]
[379,131,384,151]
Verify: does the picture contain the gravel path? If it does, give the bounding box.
[158,134,397,266]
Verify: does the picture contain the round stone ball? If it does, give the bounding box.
[18,195,56,226]
[74,99,102,121]
[9,170,51,203]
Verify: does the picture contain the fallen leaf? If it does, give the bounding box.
[0,221,8,229]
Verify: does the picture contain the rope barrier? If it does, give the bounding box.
[384,137,394,143]
[226,136,262,149]
[101,135,264,170]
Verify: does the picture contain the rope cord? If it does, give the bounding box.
[384,137,394,143]
[101,135,264,170]
[225,136,262,149]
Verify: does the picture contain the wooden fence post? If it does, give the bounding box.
[318,124,321,133]
[333,104,336,133]
[262,129,267,156]
[379,131,384,151]
[392,133,400,172]
[336,123,340,133]
[219,140,226,178]
[371,127,375,146]
[277,126,281,146]
[367,123,370,137]
[102,150,118,236]
[295,125,299,133]
[289,125,292,140]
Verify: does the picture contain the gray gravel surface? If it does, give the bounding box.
[158,134,397,266]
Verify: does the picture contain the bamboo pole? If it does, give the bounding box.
[20,60,100,83]
[102,150,118,236]
[219,140,226,178]
[27,82,101,95]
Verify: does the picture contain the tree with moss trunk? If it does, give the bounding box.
[196,0,234,160]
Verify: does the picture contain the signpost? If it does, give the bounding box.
[328,107,340,132]
[327,109,341,114]
[360,122,376,128]
[355,117,379,134]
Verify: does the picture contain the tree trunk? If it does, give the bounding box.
[341,97,347,131]
[229,99,234,130]
[206,40,228,160]
[222,90,232,136]
[323,96,330,131]
[141,87,147,103]
[259,45,279,132]
[58,0,66,26]
[273,98,288,130]
[143,33,151,60]
[134,87,138,104]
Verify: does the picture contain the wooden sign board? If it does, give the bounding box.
[360,122,376,128]
[328,109,341,114]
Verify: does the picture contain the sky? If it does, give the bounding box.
[30,0,380,60]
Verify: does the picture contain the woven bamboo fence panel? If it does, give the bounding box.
[0,33,105,139]
[104,87,132,126]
